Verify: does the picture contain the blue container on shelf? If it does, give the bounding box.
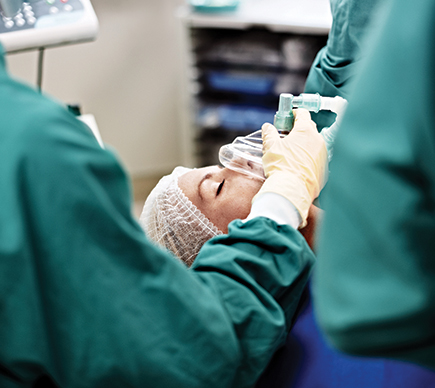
[190,0,240,13]
[197,104,275,132]
[207,70,275,95]
[218,105,275,131]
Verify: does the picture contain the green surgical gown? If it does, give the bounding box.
[314,0,435,370]
[0,46,315,387]
[304,0,384,130]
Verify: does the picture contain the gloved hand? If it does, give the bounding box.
[254,109,328,227]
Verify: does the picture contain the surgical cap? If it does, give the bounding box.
[139,166,223,267]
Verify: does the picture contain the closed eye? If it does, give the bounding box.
[216,179,225,196]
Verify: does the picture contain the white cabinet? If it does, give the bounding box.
[177,0,332,167]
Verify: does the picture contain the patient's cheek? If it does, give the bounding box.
[212,201,252,233]
[208,172,263,233]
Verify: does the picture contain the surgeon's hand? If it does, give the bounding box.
[254,109,328,227]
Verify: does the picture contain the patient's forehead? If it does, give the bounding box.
[177,166,217,201]
[178,166,209,187]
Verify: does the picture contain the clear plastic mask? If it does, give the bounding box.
[218,130,286,181]
[218,94,348,181]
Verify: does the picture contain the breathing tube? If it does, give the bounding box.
[218,93,348,180]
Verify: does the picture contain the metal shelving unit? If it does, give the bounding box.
[176,0,332,167]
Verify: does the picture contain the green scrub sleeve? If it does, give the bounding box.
[0,50,315,387]
[304,0,384,130]
[314,0,435,369]
[193,218,314,387]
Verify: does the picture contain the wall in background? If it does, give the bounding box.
[5,0,186,183]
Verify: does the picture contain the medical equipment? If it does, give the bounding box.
[0,0,98,53]
[274,93,347,132]
[219,93,348,180]
[0,0,101,143]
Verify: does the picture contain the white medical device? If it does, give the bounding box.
[0,0,98,53]
[0,0,102,145]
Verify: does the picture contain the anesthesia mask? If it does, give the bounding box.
[218,93,348,180]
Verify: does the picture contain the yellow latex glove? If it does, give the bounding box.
[254,109,328,226]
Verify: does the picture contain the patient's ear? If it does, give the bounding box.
[299,204,323,252]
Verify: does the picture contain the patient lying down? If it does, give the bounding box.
[140,163,322,267]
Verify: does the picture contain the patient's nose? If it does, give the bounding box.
[226,157,265,180]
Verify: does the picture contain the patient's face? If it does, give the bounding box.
[178,164,323,250]
[178,165,263,233]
